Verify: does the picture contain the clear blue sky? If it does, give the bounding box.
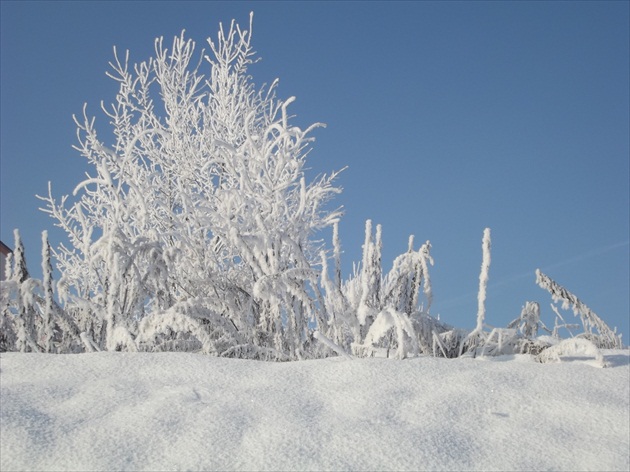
[2,1,628,341]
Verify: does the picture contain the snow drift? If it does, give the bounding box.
[1,351,628,471]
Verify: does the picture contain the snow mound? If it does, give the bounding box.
[1,351,628,471]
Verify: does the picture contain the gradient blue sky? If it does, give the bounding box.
[2,1,628,341]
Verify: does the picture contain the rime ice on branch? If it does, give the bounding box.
[536,269,622,349]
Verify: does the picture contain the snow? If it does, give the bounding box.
[1,351,628,471]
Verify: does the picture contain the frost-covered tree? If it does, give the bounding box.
[0,251,16,352]
[39,14,341,358]
[12,230,39,352]
[0,230,83,353]
[40,231,55,353]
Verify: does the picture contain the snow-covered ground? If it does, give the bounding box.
[1,351,628,471]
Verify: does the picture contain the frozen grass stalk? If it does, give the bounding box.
[459,228,491,356]
[536,269,622,349]
[476,227,491,334]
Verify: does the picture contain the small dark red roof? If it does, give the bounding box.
[0,241,12,256]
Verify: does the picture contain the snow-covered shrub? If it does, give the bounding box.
[382,236,433,317]
[432,328,468,358]
[478,328,520,356]
[319,220,446,358]
[507,301,542,338]
[499,301,553,355]
[351,308,418,359]
[37,14,341,358]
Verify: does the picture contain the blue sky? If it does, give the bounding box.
[1,1,628,341]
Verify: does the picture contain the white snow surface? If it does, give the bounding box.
[1,351,629,471]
